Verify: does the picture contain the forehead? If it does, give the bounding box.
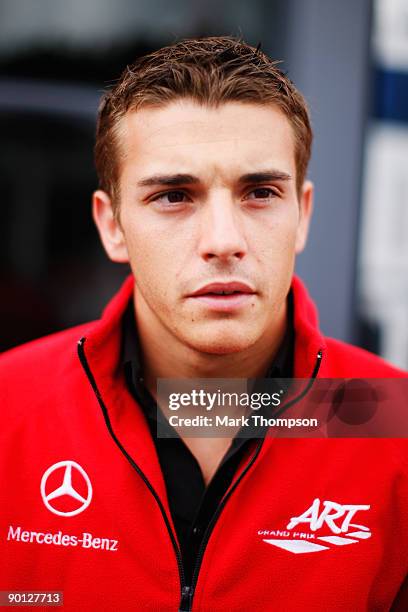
[117,100,296,182]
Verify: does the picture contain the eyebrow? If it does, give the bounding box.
[137,174,199,187]
[136,169,292,188]
[238,171,292,184]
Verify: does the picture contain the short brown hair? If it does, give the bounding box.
[95,36,313,214]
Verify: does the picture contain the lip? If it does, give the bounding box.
[187,281,256,312]
[190,281,255,296]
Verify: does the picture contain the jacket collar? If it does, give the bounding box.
[291,276,326,377]
[79,273,325,507]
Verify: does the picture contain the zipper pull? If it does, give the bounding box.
[179,585,192,611]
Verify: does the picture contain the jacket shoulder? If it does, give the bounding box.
[324,336,407,377]
[0,322,96,377]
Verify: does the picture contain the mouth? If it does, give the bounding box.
[187,281,256,312]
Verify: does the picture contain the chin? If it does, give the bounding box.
[197,342,247,356]
[184,326,259,356]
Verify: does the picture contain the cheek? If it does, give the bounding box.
[122,206,195,269]
[252,210,298,262]
[122,217,188,307]
[122,218,163,281]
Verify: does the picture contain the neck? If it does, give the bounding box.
[133,294,288,397]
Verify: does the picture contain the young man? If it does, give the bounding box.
[0,37,407,611]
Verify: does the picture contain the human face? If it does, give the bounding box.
[94,100,312,355]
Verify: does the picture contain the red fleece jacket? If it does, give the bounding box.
[0,275,407,611]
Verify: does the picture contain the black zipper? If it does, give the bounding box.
[78,337,322,612]
[77,338,187,603]
[182,349,323,611]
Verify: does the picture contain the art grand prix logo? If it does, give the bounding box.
[259,498,371,554]
[40,461,93,517]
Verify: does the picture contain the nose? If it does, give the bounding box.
[198,193,247,263]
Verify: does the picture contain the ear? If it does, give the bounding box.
[92,190,129,263]
[295,180,314,254]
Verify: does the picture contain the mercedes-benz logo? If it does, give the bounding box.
[40,460,93,517]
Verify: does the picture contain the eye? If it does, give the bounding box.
[152,190,188,205]
[148,190,192,211]
[246,187,278,200]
